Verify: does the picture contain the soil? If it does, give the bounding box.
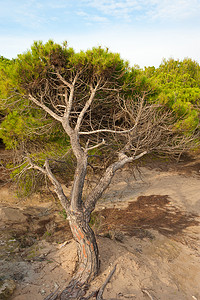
[0,152,200,300]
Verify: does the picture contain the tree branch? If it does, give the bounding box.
[26,157,47,175]
[84,151,147,215]
[64,73,79,122]
[79,95,145,136]
[29,94,63,122]
[85,139,106,152]
[55,72,73,89]
[79,125,140,136]
[44,159,69,211]
[75,82,100,132]
[26,157,69,211]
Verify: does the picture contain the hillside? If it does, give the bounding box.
[0,155,199,300]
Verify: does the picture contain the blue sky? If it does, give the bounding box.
[0,0,200,68]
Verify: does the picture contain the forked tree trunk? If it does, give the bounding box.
[42,151,147,300]
[60,208,100,300]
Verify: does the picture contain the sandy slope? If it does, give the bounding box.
[0,166,199,300]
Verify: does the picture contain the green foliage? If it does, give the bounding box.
[16,169,41,197]
[89,212,101,231]
[0,110,25,148]
[0,107,70,151]
[0,56,14,97]
[14,41,130,99]
[14,40,74,90]
[0,57,16,119]
[1,41,199,197]
[6,40,154,152]
[0,46,72,151]
[144,58,200,131]
[59,209,67,219]
[69,46,129,80]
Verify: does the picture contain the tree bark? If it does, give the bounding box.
[60,209,99,300]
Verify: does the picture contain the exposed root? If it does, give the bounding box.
[96,265,116,300]
[44,286,59,300]
[81,290,98,300]
[43,265,117,300]
[82,265,117,300]
[60,279,89,299]
[142,289,155,300]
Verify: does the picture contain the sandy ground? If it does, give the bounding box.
[0,163,200,300]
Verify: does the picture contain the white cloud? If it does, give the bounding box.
[82,0,200,22]
[81,0,142,20]
[1,1,199,68]
[77,11,109,23]
[90,15,109,23]
[2,0,199,33]
[0,0,71,29]
[146,0,200,21]
[0,0,46,29]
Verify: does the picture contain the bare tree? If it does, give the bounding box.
[10,43,198,299]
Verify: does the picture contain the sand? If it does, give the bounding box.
[0,164,199,300]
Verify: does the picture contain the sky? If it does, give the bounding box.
[0,0,200,68]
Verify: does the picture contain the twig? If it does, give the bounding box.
[86,139,106,152]
[97,265,117,300]
[142,289,155,300]
[44,286,59,300]
[81,290,98,300]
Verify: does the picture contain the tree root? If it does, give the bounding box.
[142,289,155,300]
[96,265,116,300]
[44,286,59,300]
[44,265,116,300]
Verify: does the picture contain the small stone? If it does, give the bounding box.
[0,279,16,299]
[54,283,59,289]
[40,289,46,295]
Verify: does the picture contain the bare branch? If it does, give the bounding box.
[79,127,136,136]
[44,159,69,211]
[55,71,72,89]
[75,82,100,132]
[26,157,47,175]
[29,94,63,122]
[85,139,106,152]
[78,95,146,136]
[64,73,79,121]
[84,151,147,215]
[26,157,69,211]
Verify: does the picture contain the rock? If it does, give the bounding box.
[0,279,16,299]
[40,289,46,295]
[0,207,27,225]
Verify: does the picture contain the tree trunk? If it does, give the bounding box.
[60,209,100,300]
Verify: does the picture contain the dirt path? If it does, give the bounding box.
[0,165,199,300]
